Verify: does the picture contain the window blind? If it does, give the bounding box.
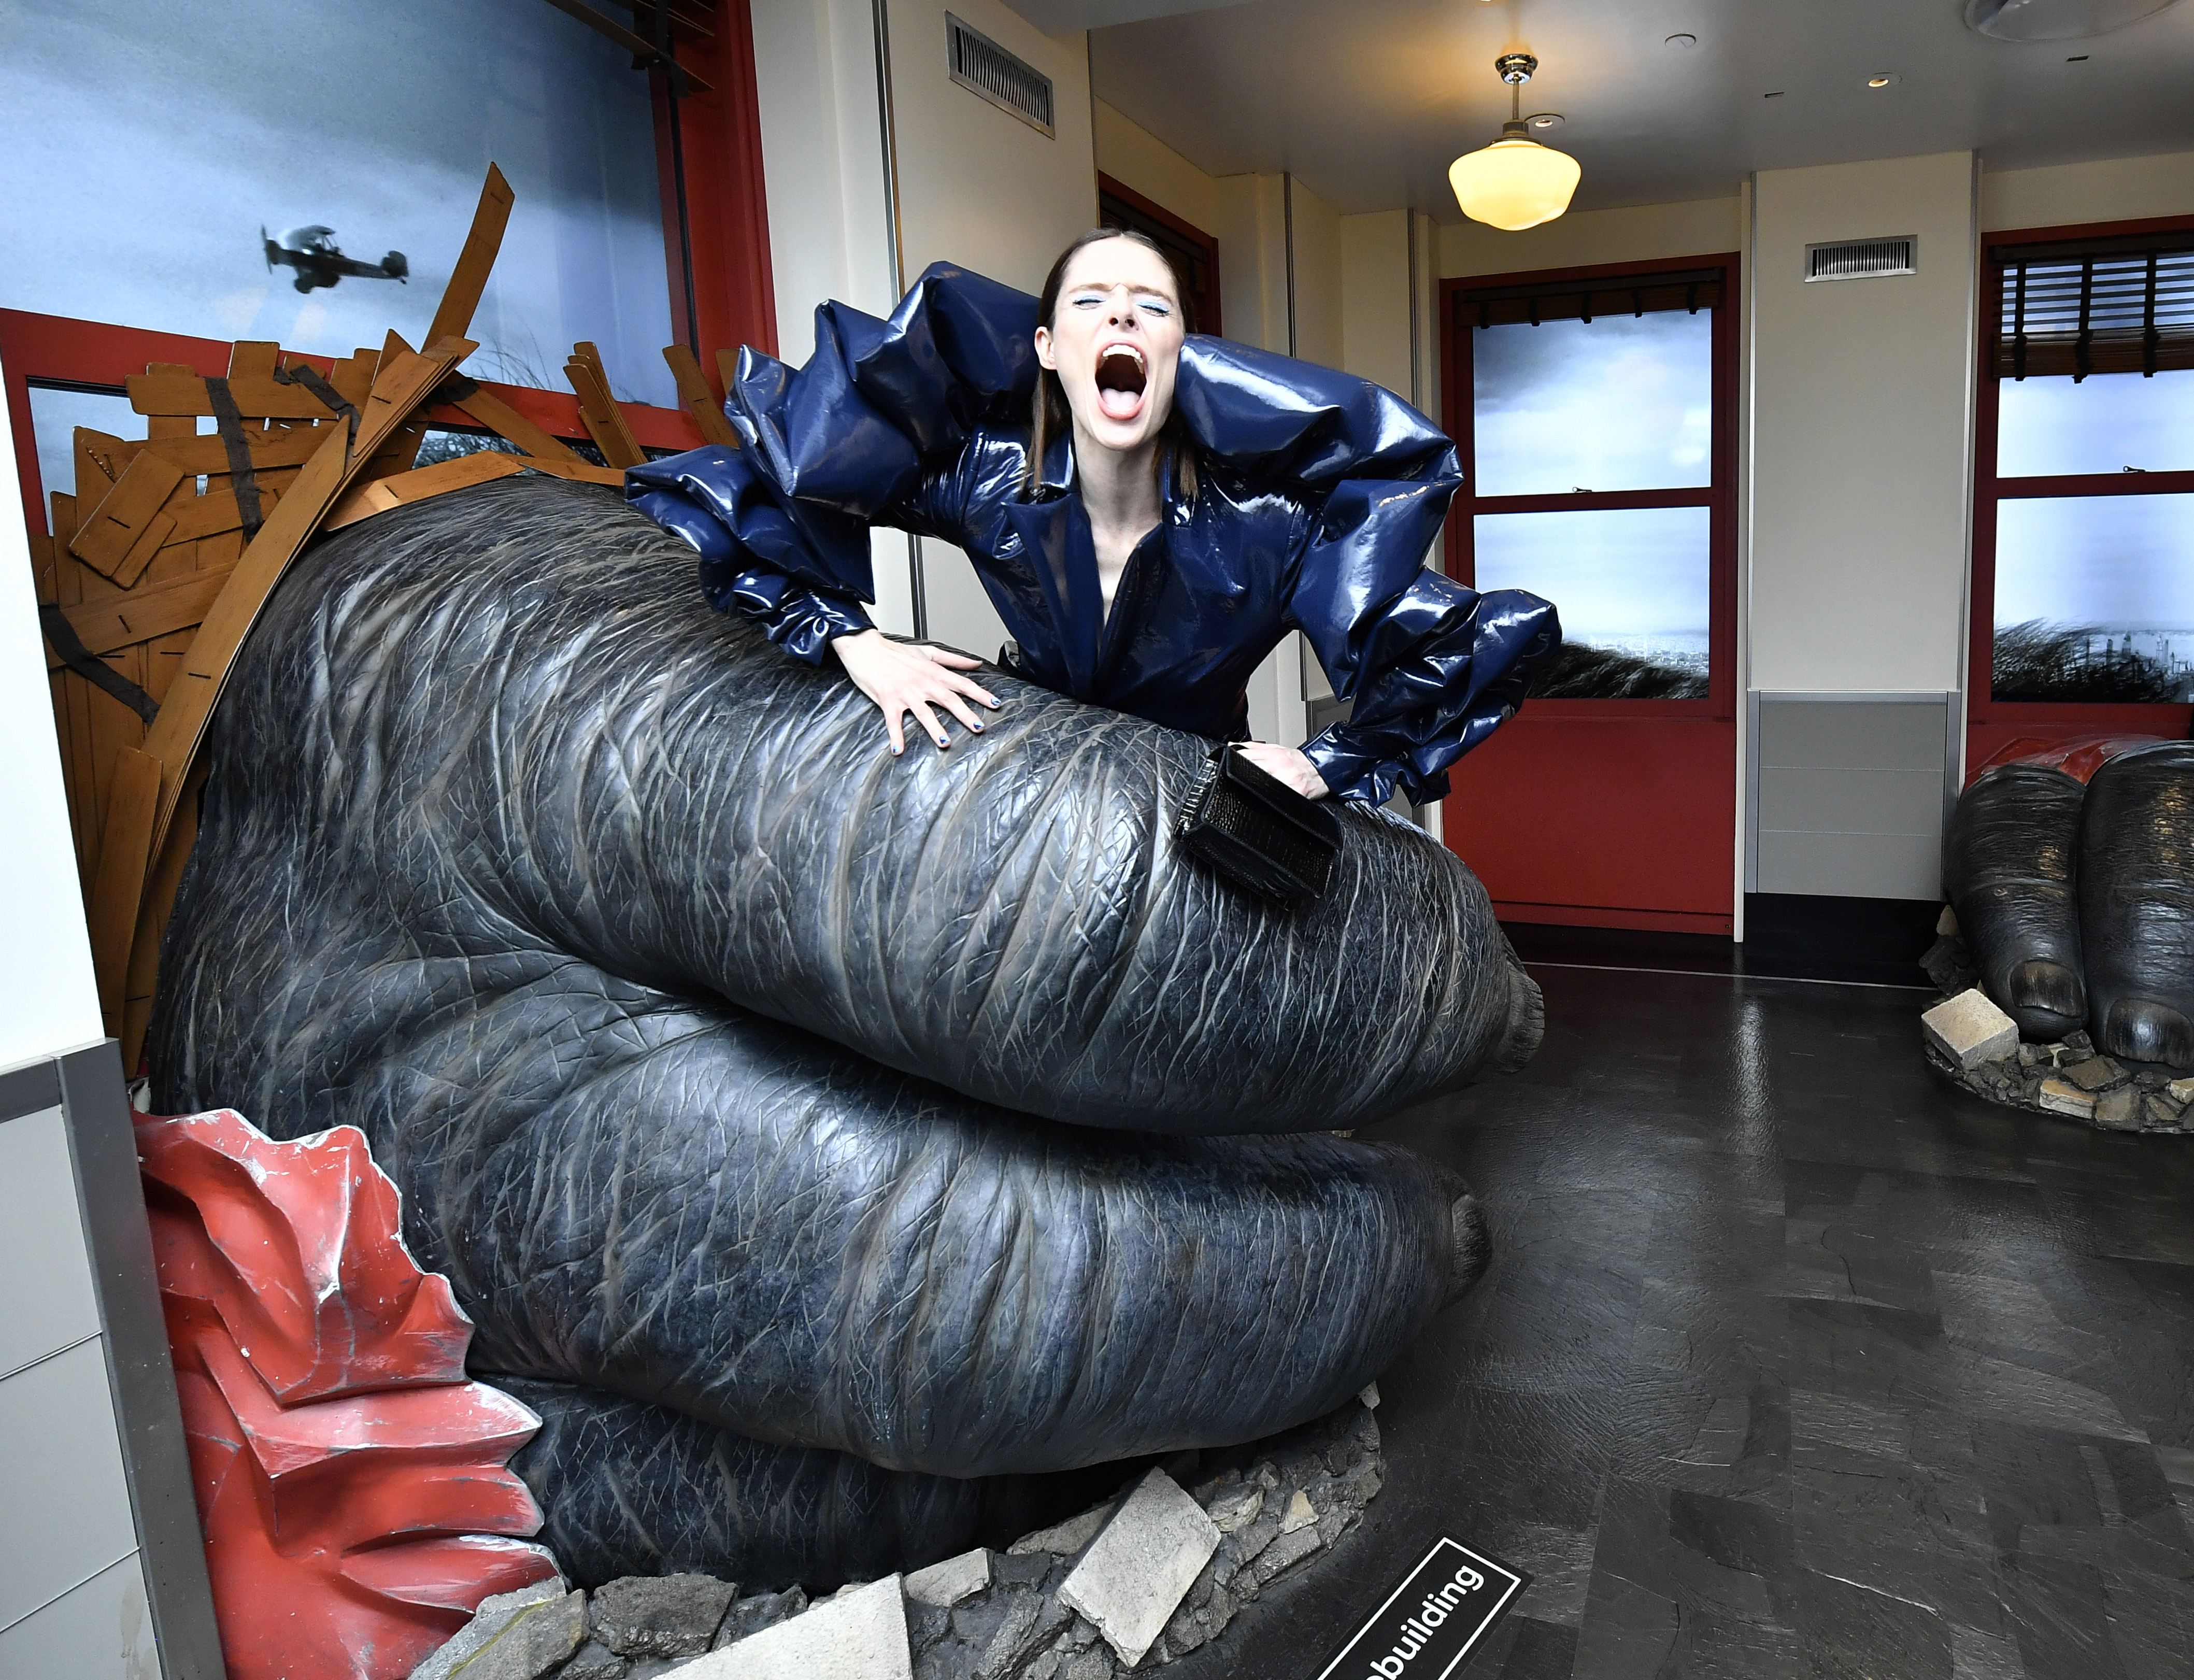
[1458,268,1723,330]
[1992,232,2194,381]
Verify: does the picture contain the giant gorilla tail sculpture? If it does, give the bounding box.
[150,475,1538,1587]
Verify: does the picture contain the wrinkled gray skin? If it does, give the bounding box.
[149,477,1530,1584]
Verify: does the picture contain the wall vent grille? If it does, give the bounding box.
[1805,237,1917,282]
[946,15,1053,137]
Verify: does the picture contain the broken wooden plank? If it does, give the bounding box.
[516,457,626,487]
[444,379,583,463]
[109,510,178,590]
[566,346,646,468]
[138,333,476,858]
[324,449,524,530]
[44,567,236,667]
[88,746,162,1033]
[427,164,516,348]
[69,450,186,578]
[126,370,335,420]
[663,344,739,448]
[139,422,323,476]
[166,481,280,544]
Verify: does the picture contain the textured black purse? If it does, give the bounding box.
[1175,744,1343,904]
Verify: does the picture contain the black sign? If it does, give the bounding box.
[1311,1537,1529,1680]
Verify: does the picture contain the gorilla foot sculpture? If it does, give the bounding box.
[150,476,1532,1587]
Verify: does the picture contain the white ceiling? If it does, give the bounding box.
[1013,0,2194,219]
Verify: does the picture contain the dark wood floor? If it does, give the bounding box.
[1178,964,2194,1679]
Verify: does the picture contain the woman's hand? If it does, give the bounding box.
[832,630,1002,754]
[1236,741,1331,801]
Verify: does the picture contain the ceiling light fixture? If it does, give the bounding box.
[1448,52,1582,232]
[1867,73,1896,87]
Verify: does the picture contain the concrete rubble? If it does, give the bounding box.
[405,1399,1384,1680]
[1921,989,2019,1071]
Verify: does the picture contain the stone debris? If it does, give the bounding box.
[903,1550,990,1609]
[1056,1469,1221,1667]
[1922,989,2019,1071]
[410,1587,587,1680]
[2037,1076,2097,1118]
[588,1575,738,1659]
[405,1400,1383,1680]
[673,1577,911,1680]
[409,1581,571,1680]
[1358,1380,1380,1410]
[1921,963,2190,1137]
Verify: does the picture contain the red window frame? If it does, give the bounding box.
[1967,212,2194,763]
[1440,251,1741,723]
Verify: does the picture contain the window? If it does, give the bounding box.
[1976,224,2194,709]
[1448,261,1734,706]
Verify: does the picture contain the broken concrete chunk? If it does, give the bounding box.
[1008,1499,1118,1557]
[1056,1468,1221,1669]
[903,1548,991,1608]
[711,1587,807,1650]
[1921,989,2018,1071]
[1251,1525,1323,1585]
[670,1576,910,1679]
[2038,1076,2097,1118]
[2167,1076,2194,1106]
[1203,1483,1263,1534]
[410,1588,585,1680]
[1357,1380,1381,1410]
[559,1642,629,1680]
[408,1581,572,1680]
[2062,1055,2129,1093]
[1278,1490,1317,1535]
[2093,1085,2143,1130]
[589,1575,737,1659]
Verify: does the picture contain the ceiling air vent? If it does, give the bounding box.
[1805,237,1918,282]
[946,14,1054,137]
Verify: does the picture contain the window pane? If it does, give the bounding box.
[25,386,145,503]
[0,0,675,406]
[1473,312,1713,496]
[1475,506,1711,699]
[1993,493,2194,702]
[1998,371,2194,478]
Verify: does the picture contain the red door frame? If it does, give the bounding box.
[1436,251,1742,936]
[1967,212,2194,775]
[1097,173,1223,340]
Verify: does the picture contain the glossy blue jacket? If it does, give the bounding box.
[627,263,1560,806]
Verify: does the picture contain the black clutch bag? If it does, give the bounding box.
[1175,744,1342,904]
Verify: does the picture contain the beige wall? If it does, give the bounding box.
[1091,98,1221,235]
[1341,209,1411,399]
[1747,151,1979,695]
[1982,149,2194,233]
[1439,196,1745,278]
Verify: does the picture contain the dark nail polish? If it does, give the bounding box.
[972,722,984,732]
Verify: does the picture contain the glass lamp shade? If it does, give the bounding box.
[1448,133,1582,231]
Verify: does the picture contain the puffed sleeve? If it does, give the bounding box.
[626,263,1041,660]
[1172,338,1561,807]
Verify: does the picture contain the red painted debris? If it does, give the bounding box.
[1979,734,2168,784]
[138,1107,559,1680]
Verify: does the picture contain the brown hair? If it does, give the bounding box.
[1027,226,1198,499]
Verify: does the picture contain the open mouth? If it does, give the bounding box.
[1094,344,1147,420]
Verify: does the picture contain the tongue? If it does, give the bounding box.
[1098,386,1142,420]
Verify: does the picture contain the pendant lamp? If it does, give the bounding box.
[1448,53,1580,231]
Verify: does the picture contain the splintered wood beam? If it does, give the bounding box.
[427,165,516,349]
[565,343,646,468]
[513,457,626,487]
[323,450,525,531]
[662,344,739,448]
[88,746,162,1034]
[68,451,186,580]
[442,379,583,462]
[45,567,237,667]
[137,334,475,862]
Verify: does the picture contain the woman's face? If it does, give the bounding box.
[1034,238,1185,457]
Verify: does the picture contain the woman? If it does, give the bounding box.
[628,229,1558,807]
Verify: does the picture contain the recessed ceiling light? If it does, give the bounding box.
[1665,33,1697,48]
[1866,73,1900,87]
